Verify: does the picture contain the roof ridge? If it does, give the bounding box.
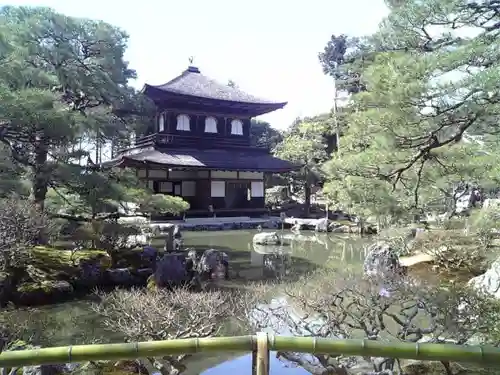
[152,69,191,88]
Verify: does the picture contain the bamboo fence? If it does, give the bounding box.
[1,334,500,375]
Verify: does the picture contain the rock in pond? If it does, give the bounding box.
[154,253,191,287]
[329,224,356,233]
[329,222,377,234]
[197,249,229,280]
[468,257,500,299]
[6,247,114,305]
[30,247,112,288]
[105,268,151,286]
[113,246,158,269]
[314,218,329,232]
[363,242,406,281]
[253,232,284,245]
[15,280,73,305]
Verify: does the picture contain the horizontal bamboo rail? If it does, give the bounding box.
[0,335,500,369]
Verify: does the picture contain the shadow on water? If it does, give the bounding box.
[5,229,371,374]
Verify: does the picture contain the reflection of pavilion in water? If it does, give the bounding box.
[251,243,292,279]
[250,233,367,274]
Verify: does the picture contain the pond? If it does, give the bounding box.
[8,230,370,375]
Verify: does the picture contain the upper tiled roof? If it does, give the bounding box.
[144,66,287,106]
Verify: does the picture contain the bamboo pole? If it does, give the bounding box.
[270,337,500,366]
[1,336,500,368]
[0,336,253,368]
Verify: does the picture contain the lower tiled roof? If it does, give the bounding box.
[112,147,299,173]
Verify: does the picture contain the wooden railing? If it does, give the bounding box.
[1,334,500,375]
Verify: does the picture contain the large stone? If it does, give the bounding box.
[105,268,140,286]
[253,232,282,245]
[15,280,74,305]
[198,249,229,280]
[113,246,157,269]
[30,247,111,288]
[329,224,355,233]
[468,257,500,299]
[314,218,329,232]
[154,253,190,287]
[363,242,405,280]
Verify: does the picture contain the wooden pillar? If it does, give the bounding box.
[146,166,152,192]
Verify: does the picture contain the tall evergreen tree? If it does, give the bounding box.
[0,6,187,219]
[322,0,500,222]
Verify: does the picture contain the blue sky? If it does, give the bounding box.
[6,0,388,129]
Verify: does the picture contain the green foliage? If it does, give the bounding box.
[274,113,342,210]
[274,119,331,206]
[275,120,329,168]
[45,168,189,220]
[265,185,291,208]
[0,144,29,197]
[0,6,187,220]
[325,176,409,222]
[322,0,500,221]
[470,207,500,248]
[138,192,189,216]
[318,34,372,94]
[250,119,283,149]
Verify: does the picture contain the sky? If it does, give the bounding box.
[5,0,388,129]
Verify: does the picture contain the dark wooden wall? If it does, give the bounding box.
[159,110,251,148]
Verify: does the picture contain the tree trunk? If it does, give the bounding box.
[359,217,365,237]
[304,182,311,217]
[31,140,49,212]
[31,138,49,244]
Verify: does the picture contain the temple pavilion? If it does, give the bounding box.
[110,64,298,217]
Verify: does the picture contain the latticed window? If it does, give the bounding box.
[204,116,218,133]
[231,119,243,135]
[176,114,190,131]
[158,112,165,132]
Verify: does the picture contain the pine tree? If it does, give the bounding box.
[322,0,500,222]
[0,6,188,220]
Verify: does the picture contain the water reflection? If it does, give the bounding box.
[201,353,310,375]
[201,295,327,375]
[6,230,371,375]
[251,244,292,280]
[199,231,370,375]
[184,230,368,277]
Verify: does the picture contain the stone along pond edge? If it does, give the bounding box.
[0,246,155,307]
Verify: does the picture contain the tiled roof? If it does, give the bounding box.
[115,147,299,173]
[144,66,287,106]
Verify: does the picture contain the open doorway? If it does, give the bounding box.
[225,181,250,209]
